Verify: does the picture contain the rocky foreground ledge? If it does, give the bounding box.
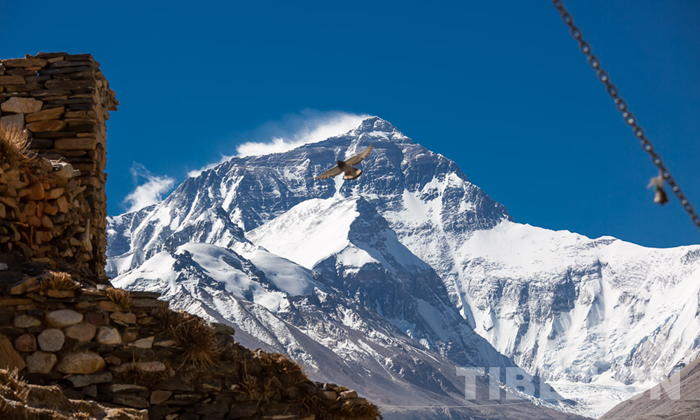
[0,270,381,420]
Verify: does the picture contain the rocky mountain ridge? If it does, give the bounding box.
[108,117,700,418]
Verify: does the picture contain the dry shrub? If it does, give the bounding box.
[257,352,306,388]
[0,369,146,420]
[152,303,178,331]
[339,400,383,419]
[70,412,92,420]
[114,362,144,385]
[115,359,171,388]
[300,392,336,420]
[173,315,221,367]
[0,369,30,420]
[153,306,222,369]
[106,288,131,311]
[298,386,382,420]
[239,375,260,400]
[0,368,29,404]
[262,377,282,403]
[39,271,80,292]
[0,126,29,168]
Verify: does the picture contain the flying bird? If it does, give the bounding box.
[315,144,373,180]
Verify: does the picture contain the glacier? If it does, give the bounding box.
[107,116,700,418]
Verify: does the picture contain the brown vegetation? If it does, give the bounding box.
[106,288,132,311]
[173,314,221,367]
[0,368,145,420]
[38,271,80,292]
[0,126,29,168]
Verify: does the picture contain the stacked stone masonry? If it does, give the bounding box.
[0,52,118,281]
[0,278,380,420]
[0,153,94,275]
[0,52,379,420]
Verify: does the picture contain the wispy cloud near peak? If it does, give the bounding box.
[235,110,371,158]
[123,163,175,213]
[185,110,371,179]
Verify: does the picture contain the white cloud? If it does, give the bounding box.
[123,163,175,213]
[186,154,232,178]
[184,110,371,179]
[235,110,371,157]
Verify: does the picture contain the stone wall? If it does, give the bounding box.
[0,275,380,420]
[0,52,380,420]
[0,149,93,276]
[0,52,117,281]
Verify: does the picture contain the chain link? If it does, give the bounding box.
[551,0,700,230]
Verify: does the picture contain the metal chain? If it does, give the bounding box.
[551,0,700,230]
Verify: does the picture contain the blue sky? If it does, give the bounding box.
[1,0,698,248]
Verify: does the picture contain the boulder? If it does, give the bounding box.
[98,300,123,312]
[96,326,121,345]
[150,390,173,405]
[55,351,105,374]
[110,311,137,325]
[14,315,41,328]
[112,394,149,409]
[45,309,83,327]
[68,371,113,387]
[340,390,358,399]
[14,334,37,352]
[1,97,43,113]
[26,351,57,373]
[0,113,25,130]
[111,383,148,393]
[26,106,65,122]
[65,323,97,342]
[322,390,337,400]
[0,334,26,371]
[115,361,166,373]
[129,336,154,349]
[37,328,65,352]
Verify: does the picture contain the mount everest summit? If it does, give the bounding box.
[107,117,700,418]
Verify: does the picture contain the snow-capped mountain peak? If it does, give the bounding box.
[108,116,700,418]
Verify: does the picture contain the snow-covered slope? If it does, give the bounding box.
[453,220,700,416]
[247,195,505,368]
[112,240,581,420]
[108,117,700,418]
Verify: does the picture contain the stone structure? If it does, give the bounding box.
[0,52,379,420]
[0,52,117,281]
[0,151,91,274]
[0,277,379,420]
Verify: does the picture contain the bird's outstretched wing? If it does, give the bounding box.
[344,144,373,166]
[314,165,343,180]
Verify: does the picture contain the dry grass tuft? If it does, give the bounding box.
[239,375,260,400]
[153,303,178,331]
[339,400,383,419]
[0,369,31,420]
[115,362,143,385]
[0,368,146,420]
[256,351,307,388]
[297,385,383,420]
[300,392,337,420]
[39,271,80,292]
[173,315,221,367]
[106,288,132,311]
[262,377,282,403]
[115,357,171,387]
[0,368,29,404]
[0,126,30,168]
